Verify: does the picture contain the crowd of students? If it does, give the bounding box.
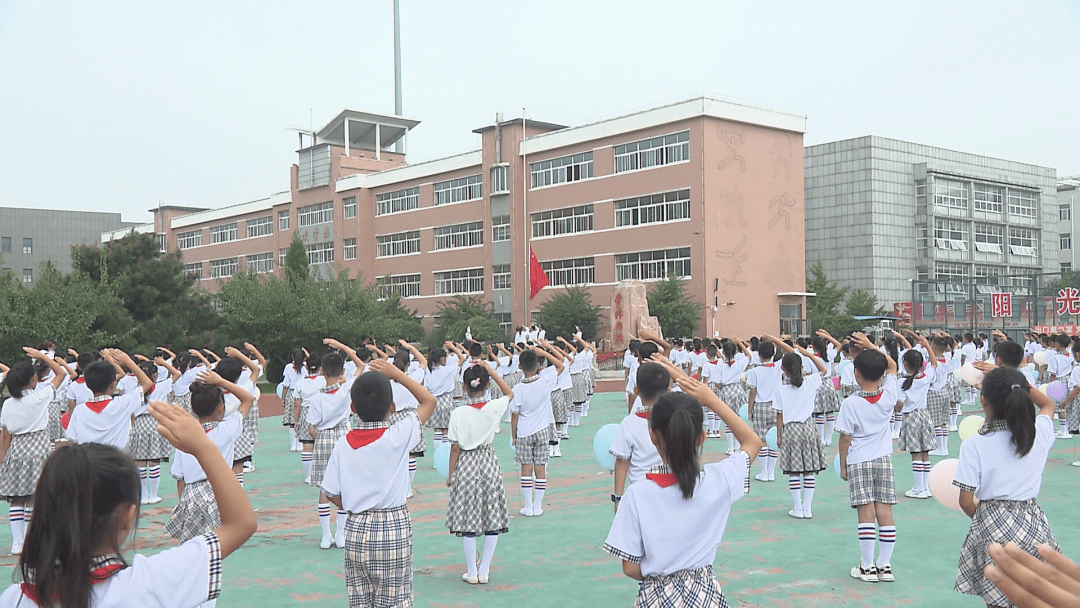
[0,328,1076,607]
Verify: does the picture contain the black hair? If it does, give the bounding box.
[980,368,1037,457]
[964,333,974,342]
[322,352,345,378]
[811,336,829,360]
[692,338,702,352]
[427,348,447,372]
[75,352,96,376]
[304,353,321,375]
[463,365,490,396]
[722,340,737,361]
[932,336,950,353]
[175,352,193,374]
[637,341,659,361]
[628,339,641,356]
[900,349,924,391]
[356,348,372,363]
[758,341,776,361]
[215,357,243,383]
[518,350,539,373]
[468,342,483,358]
[853,348,888,383]
[4,361,37,399]
[190,382,225,418]
[83,361,117,395]
[995,340,1024,368]
[781,352,804,388]
[650,392,703,499]
[636,363,670,401]
[749,336,760,350]
[883,338,899,366]
[1055,334,1071,349]
[291,349,305,372]
[350,371,393,421]
[19,443,140,608]
[705,343,718,359]
[32,359,50,381]
[138,361,157,402]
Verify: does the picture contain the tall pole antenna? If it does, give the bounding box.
[393,0,403,153]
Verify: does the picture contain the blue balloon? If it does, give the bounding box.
[738,403,748,420]
[833,453,843,480]
[593,423,620,472]
[434,442,451,480]
[276,382,285,399]
[765,427,778,450]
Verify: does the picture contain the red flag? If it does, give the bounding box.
[529,248,549,299]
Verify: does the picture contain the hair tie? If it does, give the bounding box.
[1010,383,1023,391]
[470,378,481,388]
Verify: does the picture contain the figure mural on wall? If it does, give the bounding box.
[717,127,747,172]
[770,135,792,180]
[718,186,747,228]
[768,193,797,230]
[716,236,748,286]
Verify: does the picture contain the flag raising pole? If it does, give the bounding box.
[523,108,529,324]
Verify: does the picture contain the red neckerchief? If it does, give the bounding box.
[726,359,735,366]
[305,375,317,380]
[85,397,112,414]
[634,411,650,420]
[646,473,678,488]
[61,411,71,429]
[864,392,884,404]
[938,358,946,363]
[763,363,776,368]
[465,400,487,410]
[75,377,86,385]
[346,428,388,449]
[21,562,125,602]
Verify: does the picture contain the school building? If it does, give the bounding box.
[104,96,810,339]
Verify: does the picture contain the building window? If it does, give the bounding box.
[933,178,967,210]
[279,248,287,267]
[491,165,509,194]
[615,189,691,227]
[210,258,238,278]
[343,238,357,260]
[376,186,420,215]
[298,201,334,227]
[1062,262,1073,273]
[247,252,274,274]
[434,175,482,206]
[934,261,969,288]
[246,216,273,239]
[177,229,202,250]
[1008,227,1038,257]
[973,224,1004,253]
[496,312,512,337]
[278,210,290,231]
[492,215,511,242]
[1061,233,1072,251]
[531,205,594,238]
[973,184,1003,213]
[377,274,421,299]
[0,237,9,253]
[934,218,968,251]
[22,269,32,284]
[155,233,167,252]
[615,247,691,281]
[614,131,690,173]
[541,257,595,286]
[343,197,357,219]
[434,268,484,295]
[183,262,202,279]
[22,238,32,254]
[376,231,421,258]
[916,225,928,257]
[530,152,593,188]
[434,221,484,251]
[1061,204,1071,222]
[305,241,334,265]
[210,223,238,244]
[974,265,1005,293]
[1010,269,1037,295]
[492,264,512,290]
[1007,188,1038,219]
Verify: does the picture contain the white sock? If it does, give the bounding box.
[731,432,740,451]
[463,536,478,577]
[408,458,417,489]
[802,475,816,512]
[534,478,547,511]
[789,476,803,511]
[766,450,777,477]
[858,524,876,569]
[825,414,836,440]
[138,466,148,500]
[302,451,313,480]
[1060,418,1068,434]
[520,476,533,512]
[289,427,297,449]
[318,503,332,542]
[479,534,499,576]
[725,428,734,451]
[8,505,24,549]
[336,509,347,544]
[815,415,826,442]
[877,526,896,568]
[148,465,161,499]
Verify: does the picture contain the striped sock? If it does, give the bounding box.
[148,465,161,499]
[336,509,347,544]
[789,476,803,511]
[815,414,826,441]
[802,476,816,512]
[534,478,547,511]
[825,413,836,439]
[235,472,244,488]
[1059,418,1068,434]
[9,505,24,549]
[858,523,876,568]
[913,461,931,491]
[408,457,417,488]
[520,476,534,512]
[877,526,896,568]
[302,452,314,481]
[318,503,331,543]
[434,430,445,456]
[138,466,148,500]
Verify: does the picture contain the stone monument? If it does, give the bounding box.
[609,280,663,351]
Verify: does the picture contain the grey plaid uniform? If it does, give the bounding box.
[175,392,193,414]
[165,479,220,541]
[308,420,349,488]
[751,400,775,442]
[47,398,65,442]
[427,392,455,429]
[846,455,897,507]
[514,425,554,466]
[898,408,935,453]
[128,412,173,461]
[636,565,729,608]
[0,430,49,499]
[927,388,951,427]
[295,404,315,442]
[778,419,827,475]
[812,381,841,414]
[716,383,747,411]
[551,389,568,424]
[570,372,588,403]
[282,387,296,426]
[233,398,259,460]
[946,373,961,404]
[343,505,414,608]
[446,444,509,536]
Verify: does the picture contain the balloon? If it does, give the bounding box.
[958,415,985,441]
[738,403,748,420]
[740,372,747,383]
[593,424,620,472]
[434,442,451,480]
[929,458,963,512]
[1039,384,1049,395]
[1048,381,1069,402]
[833,453,843,480]
[276,382,285,399]
[952,369,963,382]
[1033,351,1047,366]
[1027,362,1037,371]
[766,427,778,450]
[961,362,984,387]
[831,376,840,390]
[838,360,852,378]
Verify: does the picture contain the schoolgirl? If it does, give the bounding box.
[128,358,180,505]
[0,348,69,555]
[603,374,759,608]
[1045,334,1074,438]
[172,351,204,414]
[294,353,325,484]
[953,367,1060,608]
[563,337,592,429]
[386,341,427,497]
[34,354,74,451]
[895,339,938,499]
[624,339,641,411]
[229,343,265,476]
[282,348,306,452]
[446,361,513,584]
[166,369,254,542]
[807,336,841,446]
[747,340,781,482]
[510,345,564,517]
[610,362,669,509]
[424,343,460,456]
[924,336,953,457]
[549,340,575,448]
[713,338,750,454]
[699,343,723,438]
[63,351,96,415]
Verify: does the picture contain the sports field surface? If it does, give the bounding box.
[1,391,1076,607]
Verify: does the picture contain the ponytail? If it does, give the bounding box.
[4,362,36,399]
[981,368,1037,457]
[781,353,804,388]
[901,350,924,391]
[427,348,446,373]
[651,392,703,499]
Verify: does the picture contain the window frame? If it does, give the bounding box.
[492,215,511,242]
[247,252,274,274]
[22,238,32,254]
[343,238,357,260]
[278,210,290,231]
[246,216,273,239]
[529,152,594,189]
[177,229,202,250]
[540,257,596,286]
[305,241,335,265]
[614,189,691,228]
[343,197,357,219]
[376,186,420,215]
[615,247,691,281]
[377,274,422,299]
[530,205,594,238]
[433,175,482,206]
[614,130,690,174]
[209,257,239,279]
[209,223,238,244]
[492,263,512,290]
[433,221,484,251]
[376,230,421,258]
[434,267,484,295]
[298,201,334,227]
[1007,188,1038,219]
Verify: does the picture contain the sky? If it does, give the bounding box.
[1,0,1078,222]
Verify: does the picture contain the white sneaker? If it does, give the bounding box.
[493,427,500,434]
[904,488,922,499]
[891,431,900,440]
[520,508,533,517]
[407,488,414,498]
[949,425,958,432]
[1072,461,1080,467]
[788,509,805,519]
[146,496,162,505]
[10,544,21,556]
[335,534,345,548]
[918,489,933,499]
[320,537,333,550]
[755,472,771,482]
[877,565,895,582]
[532,507,544,517]
[851,565,879,583]
[462,573,479,585]
[802,509,813,519]
[140,497,150,505]
[478,573,489,584]
[243,461,255,473]
[928,449,948,457]
[1058,432,1074,439]
[553,445,562,458]
[767,473,776,481]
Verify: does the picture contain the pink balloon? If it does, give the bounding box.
[930,458,963,512]
[1048,381,1068,402]
[831,376,840,390]
[961,362,984,387]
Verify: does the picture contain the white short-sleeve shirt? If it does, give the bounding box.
[321,410,420,512]
[448,397,509,451]
[171,412,244,484]
[836,376,899,464]
[773,372,822,424]
[898,366,935,413]
[65,377,93,406]
[953,415,1055,501]
[609,412,662,486]
[746,363,782,404]
[0,384,53,435]
[509,367,558,439]
[306,376,358,430]
[65,390,144,449]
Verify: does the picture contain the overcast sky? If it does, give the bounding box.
[2,1,1078,222]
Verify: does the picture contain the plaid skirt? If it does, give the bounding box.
[295,404,315,442]
[588,367,597,394]
[47,399,65,442]
[446,444,509,536]
[1068,397,1080,432]
[778,419,826,475]
[0,430,49,500]
[515,426,553,466]
[571,372,589,404]
[128,413,173,461]
[453,377,464,400]
[898,409,935,453]
[282,387,296,426]
[504,371,524,390]
[716,383,746,411]
[343,505,412,608]
[751,401,775,442]
[813,381,841,414]
[955,498,1060,607]
[233,399,260,460]
[839,384,858,399]
[927,389,951,427]
[551,390,568,424]
[175,392,192,414]
[847,456,897,507]
[308,421,349,488]
[946,374,962,404]
[636,565,728,608]
[164,480,220,541]
[428,392,455,429]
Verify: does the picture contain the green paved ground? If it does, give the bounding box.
[1,392,1077,606]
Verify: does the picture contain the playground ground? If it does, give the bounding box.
[1,391,1077,607]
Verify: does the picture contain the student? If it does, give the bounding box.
[0,348,69,555]
[173,351,205,414]
[222,346,263,480]
[837,334,899,583]
[38,354,75,450]
[624,340,641,410]
[65,349,153,450]
[282,348,306,452]
[610,363,669,510]
[923,336,953,457]
[896,339,938,500]
[953,367,1060,608]
[1045,334,1073,439]
[510,343,565,517]
[424,343,459,456]
[747,340,781,482]
[294,353,325,484]
[547,340,575,449]
[960,333,976,366]
[603,373,760,608]
[386,340,428,496]
[768,336,828,519]
[128,358,180,505]
[63,351,97,414]
[320,360,436,607]
[810,335,842,446]
[707,338,750,452]
[165,369,254,543]
[562,337,593,429]
[446,361,513,585]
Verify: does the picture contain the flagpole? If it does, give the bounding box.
[522,108,529,326]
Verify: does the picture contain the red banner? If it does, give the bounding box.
[529,249,549,299]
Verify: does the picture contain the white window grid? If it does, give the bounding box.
[434,175,482,206]
[376,231,420,258]
[22,238,32,254]
[973,224,1004,254]
[177,229,202,249]
[530,152,593,188]
[376,187,420,215]
[1007,189,1037,219]
[934,261,968,285]
[434,267,484,295]
[434,221,483,251]
[0,237,9,254]
[615,247,691,281]
[492,264,512,290]
[492,215,511,242]
[531,205,593,238]
[278,248,287,267]
[614,131,689,173]
[496,313,512,337]
[1063,262,1073,273]
[974,265,1005,285]
[377,274,421,299]
[1062,233,1072,251]
[343,197,357,219]
[246,216,273,239]
[1008,269,1037,294]
[298,201,334,227]
[22,269,32,283]
[491,165,509,194]
[1008,227,1038,257]
[210,258,238,278]
[155,233,167,253]
[247,252,274,274]
[278,210,290,231]
[541,257,595,286]
[1061,204,1072,222]
[933,178,967,210]
[973,184,1003,213]
[305,241,334,265]
[183,262,202,279]
[210,223,238,244]
[615,189,690,227]
[916,225,928,255]
[933,219,968,251]
[344,238,357,260]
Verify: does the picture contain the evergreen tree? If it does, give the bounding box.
[646,274,700,338]
[430,296,501,345]
[284,233,309,285]
[536,286,601,340]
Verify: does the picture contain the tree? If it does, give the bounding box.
[284,233,309,285]
[647,274,700,339]
[430,296,501,345]
[534,286,601,341]
[844,289,887,317]
[805,262,863,337]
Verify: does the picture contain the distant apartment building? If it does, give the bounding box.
[1,207,139,284]
[1058,177,1079,273]
[106,97,810,338]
